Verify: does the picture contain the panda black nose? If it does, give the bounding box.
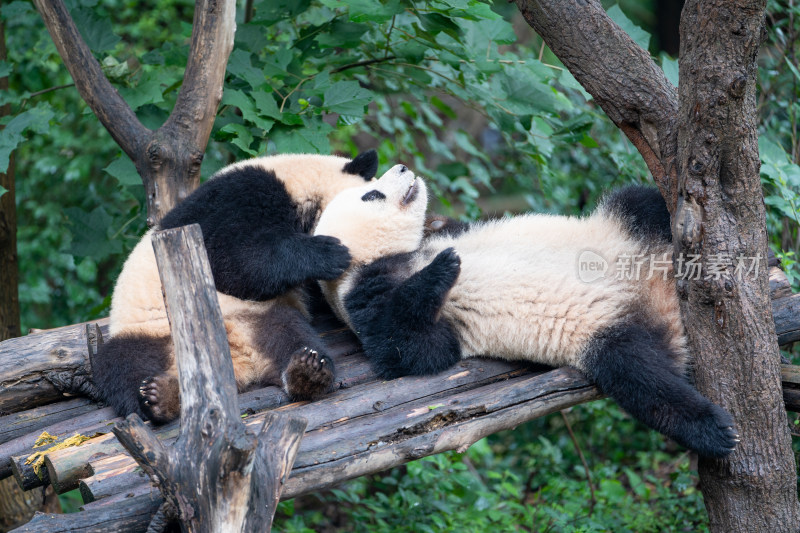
[399,165,408,173]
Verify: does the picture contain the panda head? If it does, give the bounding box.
[211,150,380,215]
[314,164,428,265]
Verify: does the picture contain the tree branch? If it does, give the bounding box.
[31,0,150,161]
[514,0,680,209]
[32,0,237,226]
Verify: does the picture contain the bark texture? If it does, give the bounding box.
[31,0,236,225]
[677,1,800,530]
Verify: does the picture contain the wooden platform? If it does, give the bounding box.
[1,262,798,532]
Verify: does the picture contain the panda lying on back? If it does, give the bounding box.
[314,165,739,458]
[92,151,379,424]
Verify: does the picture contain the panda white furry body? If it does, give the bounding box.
[315,165,738,458]
[93,151,379,423]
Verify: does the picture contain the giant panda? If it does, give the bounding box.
[92,151,379,424]
[313,164,739,458]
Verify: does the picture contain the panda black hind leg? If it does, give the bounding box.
[251,305,335,401]
[579,318,739,458]
[92,333,180,424]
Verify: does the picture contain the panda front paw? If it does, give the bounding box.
[283,346,335,401]
[427,247,461,290]
[138,374,180,424]
[309,235,352,280]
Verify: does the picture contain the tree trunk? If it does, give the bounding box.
[677,1,800,531]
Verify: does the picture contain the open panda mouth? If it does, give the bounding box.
[401,178,419,206]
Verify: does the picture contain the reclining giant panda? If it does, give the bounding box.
[92,151,379,423]
[313,164,739,458]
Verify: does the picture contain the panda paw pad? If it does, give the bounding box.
[138,374,180,424]
[284,347,335,401]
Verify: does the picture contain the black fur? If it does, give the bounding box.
[92,333,173,420]
[343,149,379,179]
[159,167,352,301]
[581,319,738,458]
[345,248,463,378]
[602,185,672,243]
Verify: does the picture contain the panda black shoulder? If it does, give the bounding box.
[159,166,296,236]
[598,185,672,244]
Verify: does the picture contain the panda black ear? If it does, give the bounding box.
[343,149,379,180]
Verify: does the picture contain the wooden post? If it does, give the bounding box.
[111,224,306,532]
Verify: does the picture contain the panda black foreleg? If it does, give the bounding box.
[211,232,352,301]
[92,333,180,423]
[348,248,463,379]
[580,321,739,458]
[251,305,335,401]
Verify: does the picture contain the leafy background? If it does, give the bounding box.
[2,0,799,530]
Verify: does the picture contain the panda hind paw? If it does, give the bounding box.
[138,374,181,424]
[284,346,335,402]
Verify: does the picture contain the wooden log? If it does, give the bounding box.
[0,406,116,480]
[78,455,146,504]
[775,292,800,346]
[0,398,102,446]
[0,319,108,416]
[9,491,161,533]
[113,224,307,532]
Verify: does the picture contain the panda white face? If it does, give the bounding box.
[314,164,428,267]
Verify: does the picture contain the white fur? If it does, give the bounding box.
[316,172,686,370]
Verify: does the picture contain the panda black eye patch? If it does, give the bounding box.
[361,190,386,202]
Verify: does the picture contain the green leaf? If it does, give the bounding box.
[220,123,259,156]
[0,61,10,78]
[607,4,650,51]
[118,78,164,111]
[251,0,311,24]
[320,0,404,23]
[599,479,627,503]
[323,81,373,116]
[490,67,559,116]
[227,50,267,90]
[71,7,121,53]
[222,89,275,131]
[759,136,788,165]
[103,155,140,186]
[64,206,122,259]
[270,118,333,154]
[316,21,368,49]
[660,52,679,87]
[252,92,282,121]
[0,104,55,173]
[2,1,35,20]
[0,184,7,198]
[786,56,800,82]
